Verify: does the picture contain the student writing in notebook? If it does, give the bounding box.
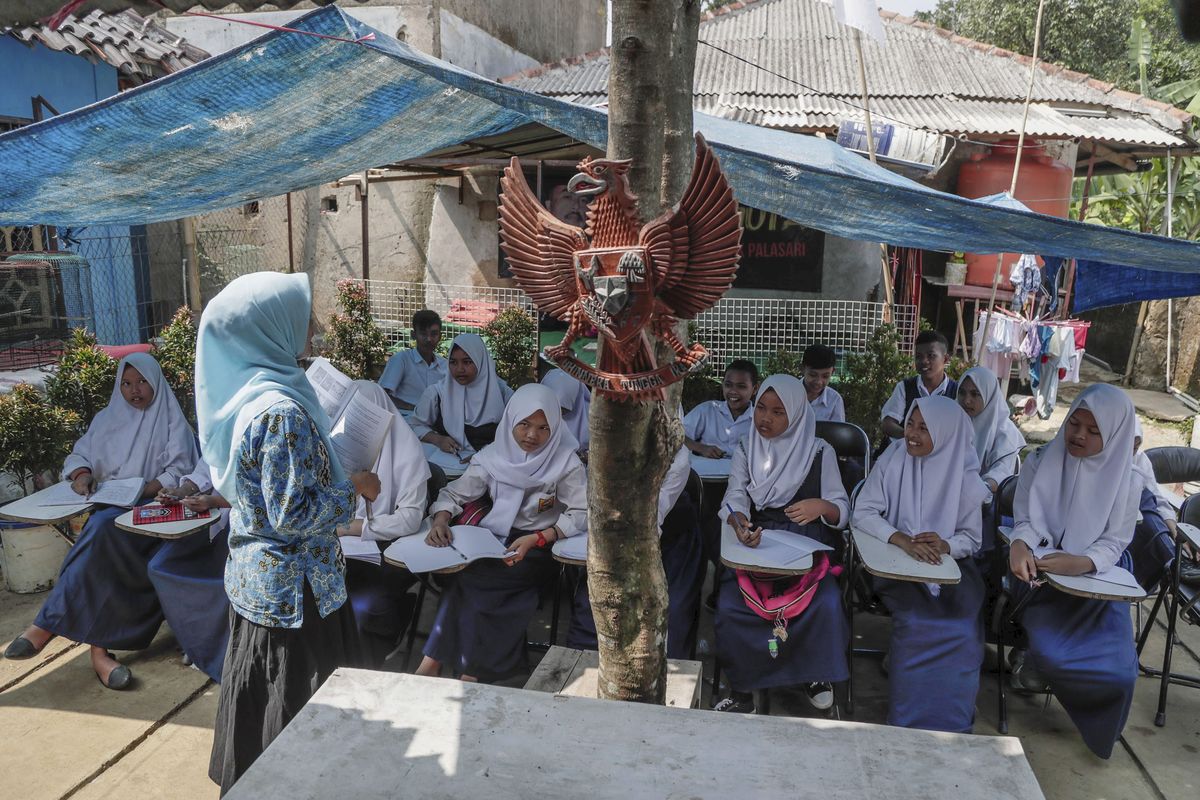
[880,330,957,441]
[851,396,989,733]
[148,457,233,681]
[197,273,381,792]
[409,333,513,455]
[1007,384,1140,759]
[4,353,197,690]
[714,374,850,714]
[335,380,430,667]
[378,309,446,411]
[415,384,587,682]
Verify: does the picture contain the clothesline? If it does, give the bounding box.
[973,308,1090,419]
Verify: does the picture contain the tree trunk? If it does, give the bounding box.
[587,0,700,704]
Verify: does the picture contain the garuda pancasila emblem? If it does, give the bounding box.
[498,133,742,400]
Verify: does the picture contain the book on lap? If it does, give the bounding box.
[38,477,145,508]
[383,525,515,573]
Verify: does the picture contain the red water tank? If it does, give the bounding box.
[956,139,1073,289]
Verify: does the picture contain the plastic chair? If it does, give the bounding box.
[1134,446,1200,726]
[815,421,871,495]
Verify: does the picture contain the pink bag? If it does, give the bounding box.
[737,554,841,657]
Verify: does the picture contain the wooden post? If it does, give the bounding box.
[852,30,894,313]
[285,191,296,274]
[181,216,202,312]
[359,177,370,281]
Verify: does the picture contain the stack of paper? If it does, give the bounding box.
[338,535,383,565]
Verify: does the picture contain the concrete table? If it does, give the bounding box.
[225,669,1045,800]
[524,645,701,709]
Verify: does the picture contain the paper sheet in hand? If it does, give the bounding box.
[723,529,830,569]
[339,535,382,565]
[39,477,145,508]
[689,454,731,479]
[383,525,511,573]
[423,443,472,475]
[306,358,391,473]
[306,357,356,420]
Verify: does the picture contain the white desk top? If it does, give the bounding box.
[0,485,92,525]
[689,453,731,481]
[551,533,587,565]
[719,526,813,576]
[1045,570,1146,601]
[1176,522,1200,551]
[851,529,961,584]
[113,509,218,540]
[423,443,470,478]
[226,669,1045,800]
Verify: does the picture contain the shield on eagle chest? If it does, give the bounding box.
[574,246,654,344]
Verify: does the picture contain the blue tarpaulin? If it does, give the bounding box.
[1073,259,1200,311]
[2,5,1200,279]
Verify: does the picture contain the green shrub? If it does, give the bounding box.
[482,307,537,388]
[841,323,912,444]
[764,348,805,380]
[0,384,81,495]
[324,279,389,380]
[682,373,722,412]
[155,306,198,424]
[44,328,116,431]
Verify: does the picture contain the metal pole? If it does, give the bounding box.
[976,0,1046,364]
[285,191,295,274]
[1166,151,1176,389]
[180,217,202,312]
[853,29,894,314]
[359,177,370,281]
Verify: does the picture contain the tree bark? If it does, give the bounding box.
[587,0,700,704]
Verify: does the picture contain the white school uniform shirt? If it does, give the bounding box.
[683,400,753,453]
[378,348,447,407]
[658,445,691,530]
[880,374,953,430]
[429,460,589,541]
[721,440,849,529]
[809,386,845,423]
[351,381,431,541]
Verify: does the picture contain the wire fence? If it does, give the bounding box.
[364,279,537,347]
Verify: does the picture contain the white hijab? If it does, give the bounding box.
[351,381,430,518]
[875,395,989,540]
[63,351,197,484]
[542,368,591,450]
[960,365,1025,471]
[1026,383,1137,554]
[437,333,508,450]
[475,383,581,537]
[746,374,821,509]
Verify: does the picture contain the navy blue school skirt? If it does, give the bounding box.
[1018,574,1137,759]
[345,553,418,667]
[147,527,231,681]
[35,505,165,651]
[714,521,849,692]
[565,495,704,659]
[423,529,556,681]
[875,556,985,733]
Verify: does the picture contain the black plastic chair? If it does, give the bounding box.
[1135,446,1200,726]
[815,420,872,495]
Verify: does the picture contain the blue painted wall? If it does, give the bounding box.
[0,37,118,119]
[1,39,138,343]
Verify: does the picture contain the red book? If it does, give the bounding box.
[132,504,212,525]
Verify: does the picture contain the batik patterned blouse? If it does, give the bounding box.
[224,399,355,628]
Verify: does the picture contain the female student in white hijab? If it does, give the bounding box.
[541,368,590,458]
[148,456,233,682]
[852,396,990,733]
[714,375,851,715]
[957,365,1025,494]
[4,352,197,690]
[409,333,514,455]
[415,383,587,682]
[197,272,381,792]
[334,380,431,666]
[1008,383,1140,759]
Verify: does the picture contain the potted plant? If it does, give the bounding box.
[945,252,968,285]
[0,384,80,592]
[155,306,198,425]
[482,307,538,388]
[43,327,117,433]
[324,279,390,380]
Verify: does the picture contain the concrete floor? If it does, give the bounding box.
[1,563,1198,800]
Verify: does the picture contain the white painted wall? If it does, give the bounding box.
[439,10,539,79]
[163,7,412,56]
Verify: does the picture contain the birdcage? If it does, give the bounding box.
[0,254,95,370]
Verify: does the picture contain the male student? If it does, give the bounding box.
[378,310,446,410]
[684,360,759,458]
[880,330,957,440]
[802,344,845,423]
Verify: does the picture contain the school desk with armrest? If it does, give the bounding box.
[114,509,219,540]
[0,484,94,545]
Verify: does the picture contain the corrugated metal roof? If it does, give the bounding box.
[2,1,364,28]
[508,0,1191,150]
[5,9,209,82]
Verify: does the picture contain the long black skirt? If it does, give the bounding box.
[208,583,362,795]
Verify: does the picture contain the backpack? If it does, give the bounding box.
[737,553,841,658]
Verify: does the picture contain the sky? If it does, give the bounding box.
[881,0,939,15]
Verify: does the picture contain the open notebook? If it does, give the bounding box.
[722,529,832,570]
[383,525,515,573]
[306,357,393,473]
[38,477,145,508]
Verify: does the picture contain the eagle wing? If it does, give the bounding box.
[639,133,742,319]
[498,158,587,320]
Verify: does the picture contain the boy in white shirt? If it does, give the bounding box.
[378,310,446,410]
[684,360,759,458]
[802,344,845,423]
[880,330,957,440]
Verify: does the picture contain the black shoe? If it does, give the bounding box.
[713,696,755,713]
[1180,559,1200,587]
[4,636,43,660]
[805,682,834,711]
[98,654,133,691]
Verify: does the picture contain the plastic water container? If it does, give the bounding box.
[0,520,69,593]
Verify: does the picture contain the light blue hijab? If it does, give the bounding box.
[195,271,345,499]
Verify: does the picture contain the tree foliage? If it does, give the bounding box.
[841,324,913,444]
[155,306,198,424]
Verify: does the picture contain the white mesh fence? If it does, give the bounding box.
[364,280,537,347]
